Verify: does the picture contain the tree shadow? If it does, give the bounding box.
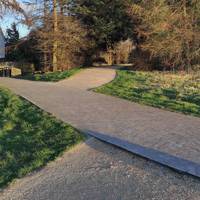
[84,130,200,184]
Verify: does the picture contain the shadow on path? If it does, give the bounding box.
[86,130,200,178]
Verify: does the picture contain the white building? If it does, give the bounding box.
[0,28,5,59]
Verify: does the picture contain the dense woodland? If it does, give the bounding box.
[1,0,200,72]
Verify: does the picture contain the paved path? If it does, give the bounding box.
[0,68,200,177]
[1,138,200,200]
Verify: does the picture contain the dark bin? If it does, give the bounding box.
[6,68,12,77]
[0,68,11,77]
[0,68,3,76]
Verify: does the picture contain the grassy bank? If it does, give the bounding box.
[94,70,200,117]
[0,87,84,188]
[17,68,81,82]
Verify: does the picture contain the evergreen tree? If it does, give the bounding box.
[6,23,19,44]
[70,0,134,50]
[5,23,20,61]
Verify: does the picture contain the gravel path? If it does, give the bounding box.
[0,68,200,169]
[1,138,200,200]
[0,67,200,199]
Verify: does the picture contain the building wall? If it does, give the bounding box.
[0,29,5,59]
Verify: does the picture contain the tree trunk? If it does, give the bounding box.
[107,46,113,66]
[59,0,64,15]
[43,0,48,70]
[182,0,191,73]
[52,0,58,71]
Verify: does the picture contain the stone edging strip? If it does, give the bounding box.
[86,131,200,178]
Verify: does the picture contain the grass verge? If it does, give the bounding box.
[94,70,200,117]
[16,68,81,82]
[0,87,84,188]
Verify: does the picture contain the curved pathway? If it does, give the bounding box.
[0,67,200,176]
[1,67,200,199]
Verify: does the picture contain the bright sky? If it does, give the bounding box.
[1,16,29,38]
[1,1,30,38]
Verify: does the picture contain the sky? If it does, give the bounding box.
[1,1,31,38]
[1,16,30,38]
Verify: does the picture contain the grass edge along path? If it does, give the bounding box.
[16,68,81,82]
[0,87,85,188]
[94,70,200,117]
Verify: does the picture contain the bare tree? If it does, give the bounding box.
[0,0,28,21]
[129,0,200,71]
[31,0,89,71]
[114,39,134,64]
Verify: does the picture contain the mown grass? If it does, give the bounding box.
[94,70,200,117]
[0,87,84,188]
[17,68,81,82]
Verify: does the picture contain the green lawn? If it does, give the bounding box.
[17,68,81,82]
[94,70,200,117]
[0,87,84,188]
